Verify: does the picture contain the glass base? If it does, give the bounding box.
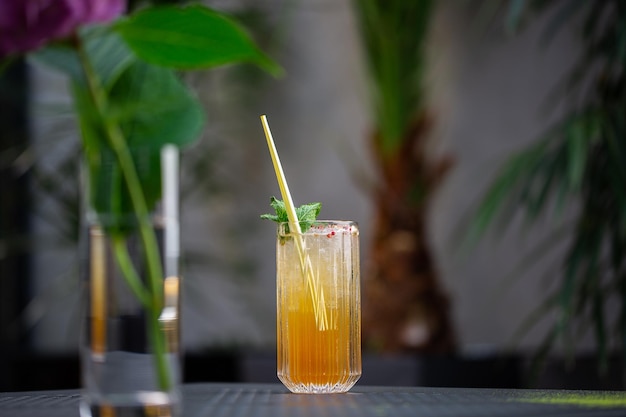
[81,350,181,413]
[278,375,361,394]
[80,351,181,417]
[80,398,179,417]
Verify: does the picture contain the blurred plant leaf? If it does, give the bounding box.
[115,4,282,76]
[468,0,626,377]
[505,0,527,33]
[353,0,433,155]
[73,58,204,227]
[31,28,135,89]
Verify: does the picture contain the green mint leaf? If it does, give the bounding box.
[268,196,287,221]
[296,201,322,232]
[260,196,322,232]
[259,214,279,222]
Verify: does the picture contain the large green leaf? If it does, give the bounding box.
[109,61,205,149]
[41,27,204,225]
[31,29,135,88]
[74,59,205,227]
[114,4,281,75]
[86,29,136,88]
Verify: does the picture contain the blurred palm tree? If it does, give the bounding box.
[353,0,456,354]
[469,0,626,376]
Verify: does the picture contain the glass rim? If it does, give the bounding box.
[277,220,358,236]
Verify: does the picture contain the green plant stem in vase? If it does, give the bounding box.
[76,33,172,391]
[0,2,281,415]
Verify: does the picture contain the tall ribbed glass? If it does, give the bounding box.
[276,220,361,393]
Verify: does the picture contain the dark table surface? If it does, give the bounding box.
[2,383,626,417]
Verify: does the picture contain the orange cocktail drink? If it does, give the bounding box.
[276,221,361,393]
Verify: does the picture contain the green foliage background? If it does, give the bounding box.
[471,0,626,375]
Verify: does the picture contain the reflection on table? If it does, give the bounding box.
[2,383,626,417]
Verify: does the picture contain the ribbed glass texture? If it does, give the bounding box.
[276,221,361,394]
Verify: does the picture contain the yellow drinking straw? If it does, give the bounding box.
[260,115,329,331]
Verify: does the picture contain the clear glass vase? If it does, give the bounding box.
[276,220,362,393]
[79,146,181,417]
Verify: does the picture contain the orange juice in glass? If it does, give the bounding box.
[276,220,361,393]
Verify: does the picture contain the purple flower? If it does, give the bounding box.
[0,0,126,58]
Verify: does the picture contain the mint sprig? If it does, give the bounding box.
[261,196,321,232]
